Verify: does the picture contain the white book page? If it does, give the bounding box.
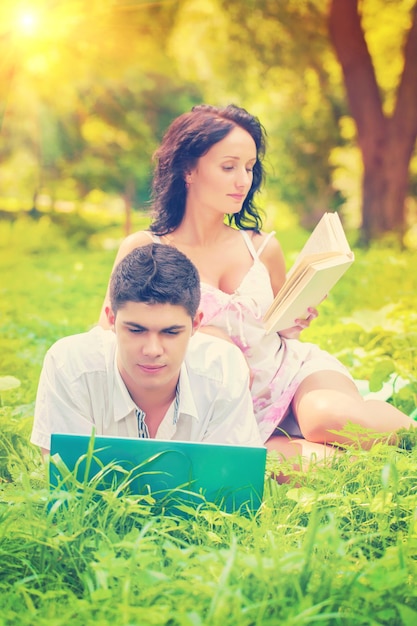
[264,255,354,333]
[288,213,350,278]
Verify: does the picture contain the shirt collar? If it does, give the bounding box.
[113,352,136,422]
[176,362,199,422]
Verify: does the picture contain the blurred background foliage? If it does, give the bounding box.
[0,0,416,245]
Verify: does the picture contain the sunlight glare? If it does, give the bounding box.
[16,11,39,36]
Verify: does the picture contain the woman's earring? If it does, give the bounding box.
[185,181,190,190]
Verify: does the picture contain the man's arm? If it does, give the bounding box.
[204,382,263,447]
[31,346,95,455]
[198,341,263,447]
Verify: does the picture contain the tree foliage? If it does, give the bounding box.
[1,0,416,241]
[0,0,201,223]
[170,0,417,239]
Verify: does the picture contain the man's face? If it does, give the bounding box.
[107,301,201,394]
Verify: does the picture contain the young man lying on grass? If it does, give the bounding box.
[31,244,262,455]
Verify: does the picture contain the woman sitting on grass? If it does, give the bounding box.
[99,103,415,470]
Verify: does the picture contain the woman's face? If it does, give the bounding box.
[186,125,257,216]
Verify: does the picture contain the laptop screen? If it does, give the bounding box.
[50,433,267,515]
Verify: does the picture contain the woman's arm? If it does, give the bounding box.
[255,232,319,339]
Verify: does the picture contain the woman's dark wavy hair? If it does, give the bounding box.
[150,104,267,235]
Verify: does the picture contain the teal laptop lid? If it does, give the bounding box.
[50,434,267,515]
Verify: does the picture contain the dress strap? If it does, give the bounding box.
[240,231,258,259]
[240,230,276,260]
[257,231,276,256]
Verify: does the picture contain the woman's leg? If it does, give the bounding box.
[292,371,415,448]
[265,434,340,483]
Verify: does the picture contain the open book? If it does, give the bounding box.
[263,212,354,334]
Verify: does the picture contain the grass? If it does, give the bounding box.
[1,445,417,624]
[1,213,417,625]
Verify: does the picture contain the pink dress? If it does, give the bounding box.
[151,230,352,443]
[198,231,352,443]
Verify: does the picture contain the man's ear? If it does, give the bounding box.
[106,306,116,330]
[191,310,203,335]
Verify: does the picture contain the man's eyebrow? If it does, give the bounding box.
[161,324,187,332]
[123,322,187,331]
[123,322,147,330]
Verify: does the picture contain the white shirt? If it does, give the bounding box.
[31,326,262,450]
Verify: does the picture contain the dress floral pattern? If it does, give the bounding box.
[199,231,352,442]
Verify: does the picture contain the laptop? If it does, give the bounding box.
[49,433,267,515]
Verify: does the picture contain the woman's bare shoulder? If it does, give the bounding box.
[121,230,154,249]
[116,230,154,254]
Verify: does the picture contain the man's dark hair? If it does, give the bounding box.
[150,103,267,235]
[109,243,201,317]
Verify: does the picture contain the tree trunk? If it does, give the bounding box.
[328,0,417,243]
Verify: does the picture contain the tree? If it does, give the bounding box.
[3,0,416,242]
[0,0,199,232]
[170,0,345,227]
[329,0,417,243]
[71,73,201,235]
[170,0,417,240]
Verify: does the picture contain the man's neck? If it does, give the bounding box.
[133,384,177,416]
[127,379,179,438]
